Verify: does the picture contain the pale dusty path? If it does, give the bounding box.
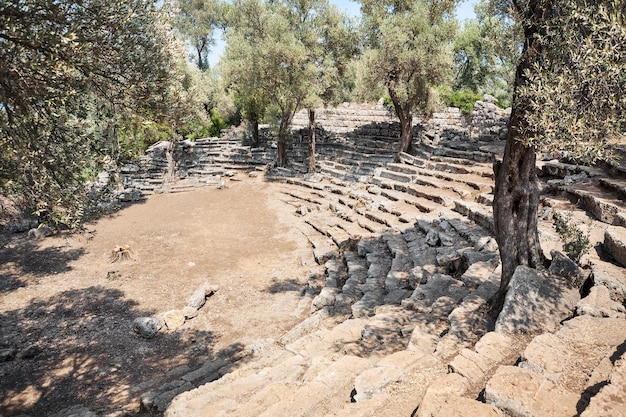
[0,175,318,416]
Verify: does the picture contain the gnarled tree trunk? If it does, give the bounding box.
[388,88,413,157]
[307,108,316,173]
[491,0,549,315]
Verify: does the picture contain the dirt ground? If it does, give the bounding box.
[0,175,320,417]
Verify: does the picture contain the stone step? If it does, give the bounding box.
[453,200,495,233]
[599,177,626,201]
[538,159,603,178]
[373,179,457,207]
[416,373,502,417]
[427,160,494,179]
[486,316,626,417]
[369,185,441,215]
[385,162,494,194]
[559,183,626,226]
[140,357,231,414]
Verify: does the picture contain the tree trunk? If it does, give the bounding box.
[307,108,316,173]
[277,115,289,167]
[388,88,413,157]
[490,0,549,315]
[252,120,259,148]
[492,134,544,313]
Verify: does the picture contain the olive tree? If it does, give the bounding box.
[491,0,626,313]
[276,0,359,172]
[222,0,352,168]
[173,0,225,70]
[0,0,180,225]
[359,0,459,155]
[453,0,521,106]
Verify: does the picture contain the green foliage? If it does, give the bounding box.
[118,120,175,162]
[435,86,482,114]
[208,110,229,137]
[552,211,591,264]
[172,0,226,70]
[358,0,459,150]
[0,0,180,227]
[222,0,357,166]
[452,0,520,108]
[512,0,626,164]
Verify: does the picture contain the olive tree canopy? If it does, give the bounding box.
[492,0,626,313]
[0,0,179,225]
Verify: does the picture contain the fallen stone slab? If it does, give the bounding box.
[485,365,579,417]
[495,266,580,335]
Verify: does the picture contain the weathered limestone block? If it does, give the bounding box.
[576,285,626,318]
[416,373,468,417]
[449,348,491,385]
[605,226,626,267]
[592,260,626,303]
[580,357,626,417]
[485,366,579,417]
[163,310,186,330]
[495,266,580,334]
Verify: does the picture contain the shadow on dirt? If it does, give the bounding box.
[0,239,86,293]
[0,286,245,416]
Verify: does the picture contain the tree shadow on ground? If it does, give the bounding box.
[0,286,248,416]
[0,238,86,293]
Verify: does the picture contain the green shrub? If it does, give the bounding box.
[435,86,482,114]
[552,211,592,263]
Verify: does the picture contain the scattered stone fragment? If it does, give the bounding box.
[27,225,53,239]
[182,306,199,320]
[425,230,440,246]
[188,283,218,310]
[163,310,186,330]
[188,286,208,310]
[133,317,162,338]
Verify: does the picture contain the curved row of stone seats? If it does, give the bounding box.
[162,212,510,416]
[135,138,626,416]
